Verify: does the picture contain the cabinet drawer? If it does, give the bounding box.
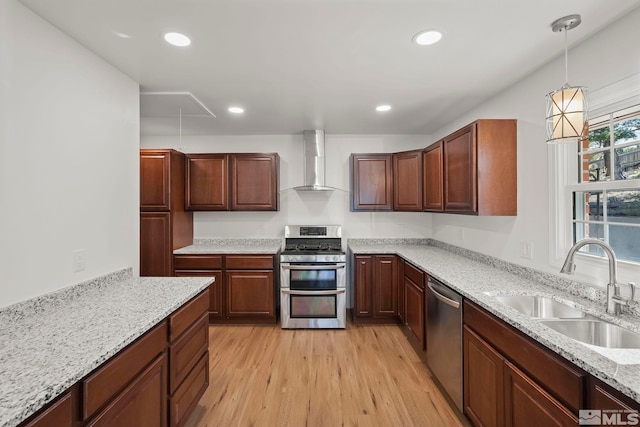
[170,352,209,427]
[174,255,222,270]
[170,314,209,393]
[464,300,585,413]
[225,255,274,270]
[82,321,168,420]
[404,262,424,288]
[86,353,167,427]
[170,290,209,341]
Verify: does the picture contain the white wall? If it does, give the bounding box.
[0,0,140,307]
[429,7,640,284]
[141,134,432,240]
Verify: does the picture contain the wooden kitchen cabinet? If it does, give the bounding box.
[350,154,393,211]
[587,377,640,412]
[464,300,583,426]
[393,150,423,211]
[230,153,279,211]
[176,254,277,324]
[403,262,425,351]
[422,141,444,212]
[397,258,405,324]
[353,255,399,324]
[140,149,193,276]
[443,120,517,215]
[185,154,229,210]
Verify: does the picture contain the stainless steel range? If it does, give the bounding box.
[280,225,346,329]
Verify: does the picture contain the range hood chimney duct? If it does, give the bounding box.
[294,130,335,191]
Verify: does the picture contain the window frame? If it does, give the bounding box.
[549,73,640,286]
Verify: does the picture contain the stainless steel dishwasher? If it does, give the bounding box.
[426,276,463,412]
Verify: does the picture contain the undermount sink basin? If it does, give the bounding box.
[494,295,588,319]
[541,319,640,349]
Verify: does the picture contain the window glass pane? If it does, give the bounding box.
[608,225,640,262]
[615,144,640,180]
[574,191,603,221]
[586,124,611,149]
[584,152,610,182]
[607,190,640,224]
[613,115,640,146]
[574,222,605,257]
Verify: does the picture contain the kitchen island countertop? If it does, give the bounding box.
[174,238,282,254]
[0,269,213,427]
[348,238,640,404]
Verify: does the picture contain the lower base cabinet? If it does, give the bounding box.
[19,290,209,427]
[175,254,277,324]
[403,262,425,352]
[353,255,399,324]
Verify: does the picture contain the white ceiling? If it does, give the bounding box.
[18,0,640,136]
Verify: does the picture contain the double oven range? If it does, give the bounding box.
[280,225,346,329]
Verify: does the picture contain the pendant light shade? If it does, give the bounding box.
[545,14,588,144]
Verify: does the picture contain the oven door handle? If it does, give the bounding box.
[281,265,345,270]
[281,289,346,295]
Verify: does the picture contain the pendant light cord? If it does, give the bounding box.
[564,26,569,85]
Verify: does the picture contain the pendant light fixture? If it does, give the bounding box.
[545,14,588,143]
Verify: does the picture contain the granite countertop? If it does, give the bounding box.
[0,269,213,427]
[348,238,640,403]
[174,238,283,255]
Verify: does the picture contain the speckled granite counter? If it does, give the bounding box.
[0,268,213,427]
[174,238,282,254]
[348,238,640,404]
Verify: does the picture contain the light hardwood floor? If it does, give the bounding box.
[185,322,471,427]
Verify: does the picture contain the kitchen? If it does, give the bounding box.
[2,0,640,426]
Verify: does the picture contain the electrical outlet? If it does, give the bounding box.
[73,249,86,272]
[519,242,533,260]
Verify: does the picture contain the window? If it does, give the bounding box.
[571,105,640,263]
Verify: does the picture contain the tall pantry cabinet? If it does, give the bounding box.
[140,149,193,276]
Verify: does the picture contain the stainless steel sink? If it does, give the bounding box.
[494,295,589,319]
[541,319,640,349]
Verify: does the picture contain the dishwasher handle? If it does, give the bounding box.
[428,281,461,309]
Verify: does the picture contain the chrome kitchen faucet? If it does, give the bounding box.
[560,238,635,315]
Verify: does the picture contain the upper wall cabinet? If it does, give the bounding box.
[350,154,393,211]
[186,154,229,211]
[422,141,444,212]
[393,150,423,211]
[141,150,173,211]
[443,119,517,216]
[186,153,279,211]
[230,153,279,211]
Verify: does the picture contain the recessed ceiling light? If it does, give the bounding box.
[376,105,392,112]
[228,107,244,114]
[163,32,191,47]
[413,30,442,46]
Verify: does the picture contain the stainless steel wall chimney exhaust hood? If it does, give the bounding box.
[294,130,335,191]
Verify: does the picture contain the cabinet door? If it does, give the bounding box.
[463,326,505,427]
[23,387,78,427]
[393,150,422,211]
[373,255,398,317]
[444,124,477,214]
[141,150,171,211]
[423,141,444,212]
[588,377,640,413]
[397,259,405,324]
[87,353,167,427]
[350,154,393,211]
[354,256,373,319]
[404,277,424,349]
[185,154,229,210]
[504,361,577,427]
[230,153,278,211]
[140,212,173,277]
[174,270,223,320]
[225,270,275,318]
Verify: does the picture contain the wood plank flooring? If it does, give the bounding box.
[185,323,471,427]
